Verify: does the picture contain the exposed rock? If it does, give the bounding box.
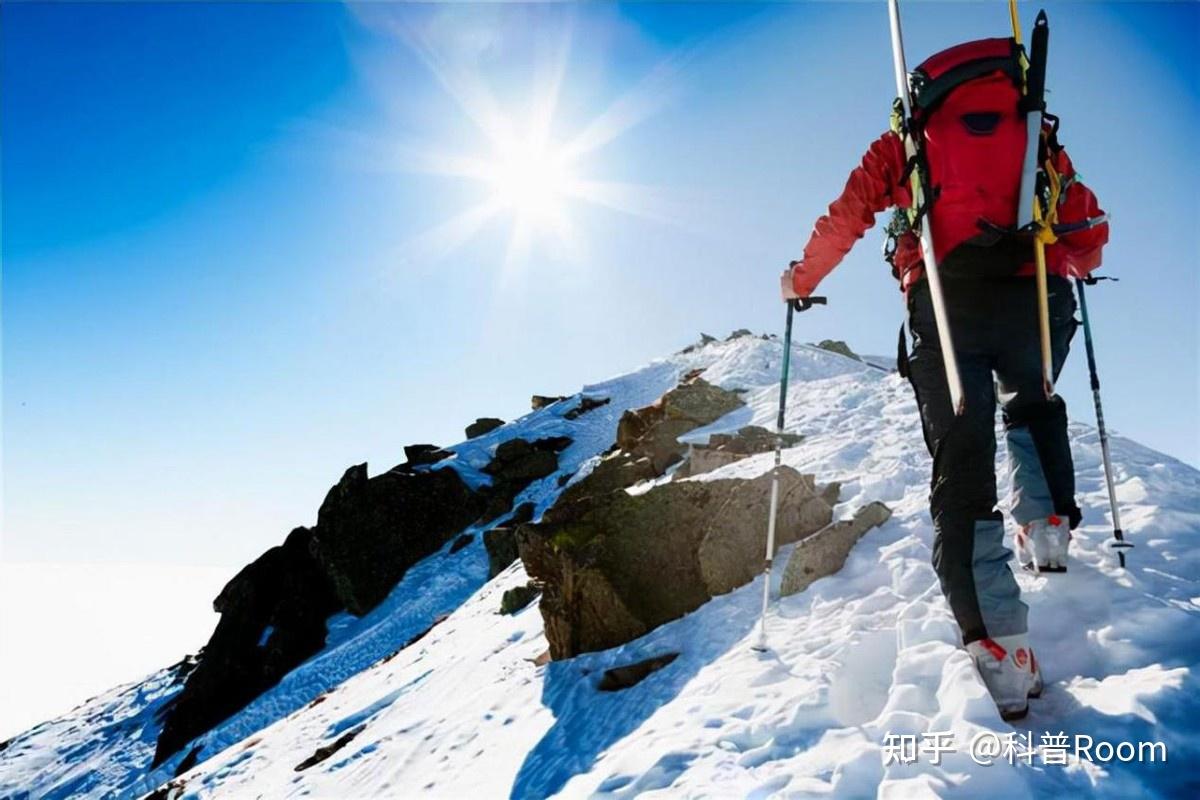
[679,333,717,354]
[154,526,342,765]
[518,466,834,659]
[597,653,679,691]
[677,426,804,478]
[294,725,364,772]
[465,417,505,439]
[499,583,541,615]
[480,437,572,520]
[402,444,451,467]
[564,395,611,420]
[780,501,893,598]
[813,339,860,361]
[484,527,518,579]
[173,745,201,778]
[310,464,487,616]
[554,450,658,509]
[726,328,753,341]
[449,533,474,554]
[614,377,745,474]
[483,502,536,579]
[531,395,568,410]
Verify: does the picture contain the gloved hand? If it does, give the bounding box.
[780,260,803,302]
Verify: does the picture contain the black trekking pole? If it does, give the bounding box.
[754,294,826,652]
[1075,277,1133,567]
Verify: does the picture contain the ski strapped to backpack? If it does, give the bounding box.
[1014,7,1057,399]
[886,0,966,416]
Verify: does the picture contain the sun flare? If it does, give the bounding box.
[389,21,682,273]
[484,136,575,224]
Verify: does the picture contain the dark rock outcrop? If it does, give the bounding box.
[726,328,753,340]
[480,437,572,520]
[402,444,452,467]
[679,333,717,354]
[598,653,679,691]
[813,339,860,361]
[483,502,536,578]
[518,466,835,659]
[310,464,488,615]
[499,583,541,615]
[155,422,576,767]
[465,417,505,439]
[294,725,365,772]
[564,395,611,420]
[154,526,342,765]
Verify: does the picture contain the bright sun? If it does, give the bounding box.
[391,23,677,273]
[484,137,575,224]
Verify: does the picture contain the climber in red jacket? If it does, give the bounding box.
[779,37,1109,721]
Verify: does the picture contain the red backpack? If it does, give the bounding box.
[905,38,1033,275]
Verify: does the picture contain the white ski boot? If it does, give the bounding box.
[1016,514,1070,573]
[967,633,1043,721]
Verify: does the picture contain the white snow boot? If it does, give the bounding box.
[1016,514,1070,573]
[967,633,1043,721]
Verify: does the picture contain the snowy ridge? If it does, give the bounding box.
[2,335,1197,799]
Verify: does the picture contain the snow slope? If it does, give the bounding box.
[2,334,1198,799]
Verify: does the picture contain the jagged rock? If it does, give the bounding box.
[679,333,718,354]
[465,417,505,439]
[499,583,541,615]
[294,725,364,772]
[483,502,536,578]
[780,501,892,598]
[813,339,860,361]
[531,395,567,410]
[554,451,658,510]
[564,395,611,420]
[310,464,487,616]
[597,653,679,691]
[727,328,753,341]
[449,533,473,554]
[154,526,342,765]
[484,527,518,578]
[480,437,572,520]
[173,745,201,778]
[518,466,834,659]
[614,377,745,474]
[677,426,804,478]
[402,444,451,467]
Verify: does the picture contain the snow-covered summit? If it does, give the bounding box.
[2,333,1197,799]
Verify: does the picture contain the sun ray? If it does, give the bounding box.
[403,197,507,266]
[560,54,683,161]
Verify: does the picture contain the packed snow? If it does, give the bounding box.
[1,334,1197,799]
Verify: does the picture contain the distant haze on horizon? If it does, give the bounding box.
[3,1,1197,569]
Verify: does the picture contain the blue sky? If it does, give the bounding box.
[3,2,1197,568]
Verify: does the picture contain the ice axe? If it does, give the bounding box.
[753,294,826,653]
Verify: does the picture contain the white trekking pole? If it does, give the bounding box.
[754,294,825,652]
[887,0,966,415]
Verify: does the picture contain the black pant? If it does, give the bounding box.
[905,276,1079,644]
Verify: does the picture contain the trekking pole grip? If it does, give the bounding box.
[790,296,828,313]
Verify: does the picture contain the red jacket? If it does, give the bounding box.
[791,130,1108,297]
